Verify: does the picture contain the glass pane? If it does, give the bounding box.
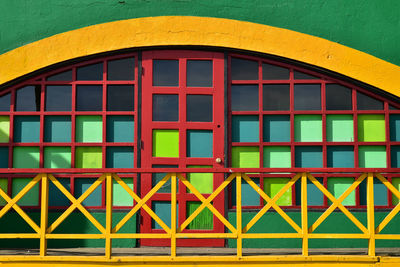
[46,70,72,81]
[294,84,321,110]
[152,129,179,157]
[231,85,258,111]
[0,116,10,143]
[74,178,102,206]
[152,94,178,121]
[44,147,71,168]
[263,146,291,168]
[187,201,213,229]
[262,63,289,80]
[0,147,8,168]
[107,85,134,111]
[357,91,383,110]
[187,130,213,158]
[326,84,352,110]
[295,146,323,168]
[358,114,385,142]
[187,95,212,122]
[0,93,10,111]
[76,85,102,111]
[327,178,355,206]
[49,178,70,206]
[106,115,134,143]
[107,57,135,80]
[232,178,260,206]
[75,115,102,143]
[76,62,103,81]
[12,178,39,206]
[358,146,386,168]
[113,178,134,206]
[13,147,40,168]
[263,115,290,142]
[106,147,134,168]
[294,115,322,142]
[153,60,179,86]
[231,146,260,168]
[263,84,290,110]
[187,60,213,87]
[326,115,353,142]
[264,178,292,206]
[15,85,41,111]
[390,114,400,141]
[232,115,259,142]
[14,116,40,143]
[44,116,71,142]
[231,57,258,80]
[75,147,102,168]
[152,164,178,193]
[327,146,354,168]
[293,70,319,79]
[46,85,72,111]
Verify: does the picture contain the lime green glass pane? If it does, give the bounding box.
[152,129,179,157]
[327,177,356,205]
[44,147,71,168]
[231,146,259,168]
[13,147,39,168]
[0,116,10,143]
[0,178,7,205]
[76,115,102,142]
[358,146,387,168]
[263,146,291,168]
[75,147,102,168]
[187,201,213,230]
[392,178,400,205]
[113,178,134,206]
[294,115,322,142]
[263,178,292,206]
[187,165,213,194]
[326,114,354,142]
[358,114,385,142]
[12,178,39,206]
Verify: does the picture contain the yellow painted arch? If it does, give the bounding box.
[0,16,399,96]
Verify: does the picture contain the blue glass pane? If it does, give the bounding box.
[106,147,134,168]
[0,93,10,111]
[294,84,321,110]
[76,85,103,111]
[44,116,71,143]
[231,178,260,206]
[390,115,400,141]
[0,147,8,168]
[231,58,258,80]
[16,85,41,111]
[152,94,178,121]
[263,84,290,110]
[187,130,213,158]
[153,60,179,86]
[357,92,383,110]
[49,178,70,206]
[14,116,40,143]
[327,146,354,168]
[106,116,134,143]
[46,85,72,111]
[231,85,259,111]
[232,115,259,142]
[263,115,290,142]
[187,60,213,87]
[107,85,134,111]
[74,178,102,207]
[77,63,103,81]
[107,57,135,81]
[187,95,212,122]
[295,146,323,168]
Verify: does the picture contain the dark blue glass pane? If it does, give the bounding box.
[107,57,135,81]
[294,71,319,80]
[16,85,41,111]
[294,84,321,110]
[263,84,290,110]
[187,95,212,122]
[77,63,103,81]
[153,60,179,86]
[152,94,178,121]
[0,93,10,111]
[326,84,352,110]
[231,85,258,111]
[262,63,289,80]
[46,85,72,111]
[187,60,213,87]
[231,58,258,80]
[107,85,134,111]
[357,92,383,110]
[76,85,102,111]
[46,70,72,81]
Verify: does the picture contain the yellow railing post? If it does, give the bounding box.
[40,173,48,257]
[105,173,113,259]
[236,172,242,258]
[171,172,177,258]
[301,172,308,256]
[367,172,375,256]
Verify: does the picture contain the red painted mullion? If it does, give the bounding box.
[384,101,391,169]
[289,68,295,169]
[353,88,359,168]
[321,81,327,168]
[39,80,45,168]
[71,67,77,168]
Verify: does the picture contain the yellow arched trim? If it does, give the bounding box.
[0,16,399,96]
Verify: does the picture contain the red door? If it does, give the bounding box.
[140,50,225,246]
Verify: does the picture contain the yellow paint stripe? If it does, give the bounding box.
[0,16,399,96]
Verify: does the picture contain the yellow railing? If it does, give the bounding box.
[1,171,400,259]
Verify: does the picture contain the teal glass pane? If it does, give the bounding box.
[295,177,323,206]
[106,147,134,168]
[232,115,259,142]
[295,146,322,168]
[44,116,71,142]
[49,178,70,206]
[74,178,102,207]
[390,114,400,141]
[391,146,400,168]
[263,115,290,142]
[360,179,387,206]
[0,147,8,168]
[327,146,354,168]
[152,201,178,229]
[187,130,213,158]
[231,177,260,206]
[106,115,134,143]
[152,165,178,193]
[14,116,40,142]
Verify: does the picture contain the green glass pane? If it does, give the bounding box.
[152,129,179,157]
[326,114,354,142]
[187,201,213,230]
[294,115,322,142]
[327,177,356,206]
[13,147,39,168]
[75,147,102,168]
[75,115,102,142]
[263,178,292,206]
[392,178,400,205]
[12,178,39,206]
[0,178,7,206]
[231,146,259,168]
[44,147,71,168]
[0,116,9,143]
[263,146,291,168]
[187,165,213,194]
[358,114,385,142]
[113,178,134,206]
[358,146,387,168]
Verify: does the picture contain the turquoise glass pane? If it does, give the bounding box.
[106,115,134,142]
[296,178,324,206]
[74,178,102,207]
[14,116,40,142]
[360,179,387,206]
[44,116,71,142]
[232,115,259,142]
[327,146,354,168]
[106,147,134,168]
[49,178,70,206]
[187,130,213,158]
[152,165,178,193]
[152,201,178,229]
[295,146,322,168]
[263,115,290,142]
[391,146,400,168]
[0,147,8,168]
[231,178,260,206]
[390,114,400,141]
[358,146,387,168]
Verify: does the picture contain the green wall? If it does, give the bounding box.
[0,1,399,66]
